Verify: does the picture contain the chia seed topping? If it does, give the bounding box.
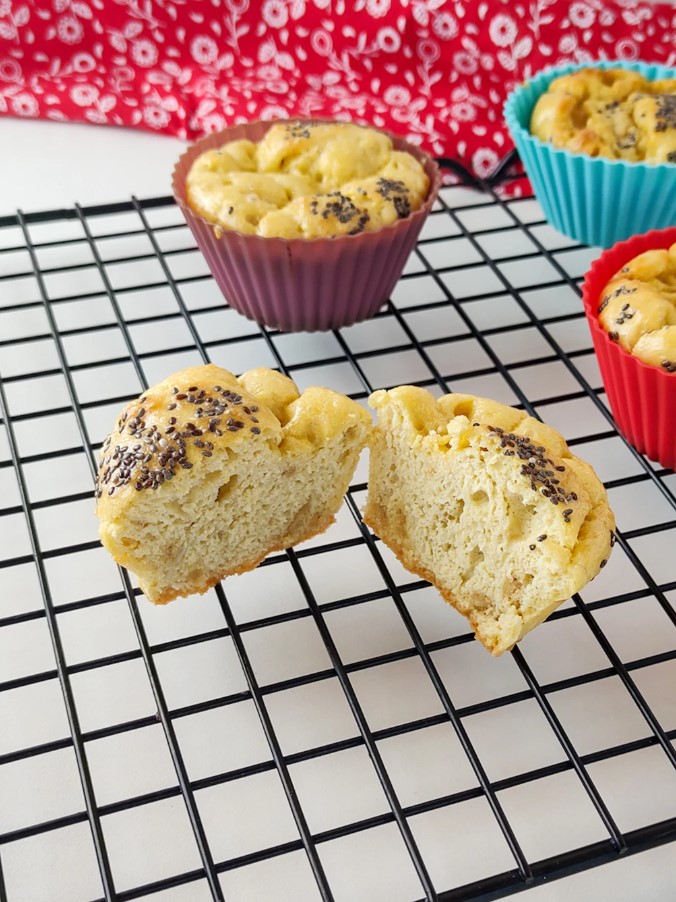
[348,211,371,235]
[616,130,637,150]
[376,177,407,197]
[376,177,412,218]
[314,191,364,226]
[95,383,263,499]
[654,94,676,133]
[393,195,411,219]
[599,284,637,317]
[614,303,635,325]
[286,121,314,139]
[487,425,578,511]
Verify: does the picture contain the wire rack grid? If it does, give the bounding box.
[0,171,675,902]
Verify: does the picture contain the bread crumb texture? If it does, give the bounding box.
[96,364,370,604]
[364,387,615,656]
[186,121,429,238]
[530,68,676,164]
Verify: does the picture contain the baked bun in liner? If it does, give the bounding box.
[172,119,441,332]
[581,226,676,470]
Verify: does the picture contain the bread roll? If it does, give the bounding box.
[598,240,676,374]
[364,387,615,655]
[186,120,430,238]
[530,68,676,164]
[96,365,370,604]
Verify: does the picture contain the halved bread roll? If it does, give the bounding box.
[96,364,370,604]
[364,387,615,655]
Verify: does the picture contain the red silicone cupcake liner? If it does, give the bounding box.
[581,227,676,471]
[172,119,441,332]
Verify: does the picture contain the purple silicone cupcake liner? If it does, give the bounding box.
[172,119,441,332]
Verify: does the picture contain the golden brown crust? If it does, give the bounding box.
[186,120,430,238]
[598,243,676,371]
[530,68,676,164]
[95,364,282,518]
[96,363,371,604]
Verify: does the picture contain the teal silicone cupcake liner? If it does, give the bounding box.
[504,59,676,248]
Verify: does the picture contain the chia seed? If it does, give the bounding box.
[488,424,576,508]
[96,376,255,498]
[654,94,676,132]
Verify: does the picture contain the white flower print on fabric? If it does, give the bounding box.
[453,50,478,75]
[131,39,158,68]
[56,15,83,44]
[262,0,288,29]
[568,2,596,29]
[472,147,499,179]
[202,112,227,132]
[366,0,391,18]
[70,84,99,106]
[614,37,639,59]
[417,38,440,64]
[191,35,219,65]
[383,85,411,106]
[621,6,651,27]
[259,103,289,119]
[449,101,476,122]
[143,104,170,129]
[71,53,96,73]
[310,28,332,55]
[488,13,517,48]
[0,59,22,81]
[1,0,674,194]
[11,93,38,116]
[376,26,401,53]
[558,33,578,54]
[432,12,458,40]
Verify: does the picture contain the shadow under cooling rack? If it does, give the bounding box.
[0,179,675,902]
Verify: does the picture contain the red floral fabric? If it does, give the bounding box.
[1,0,674,189]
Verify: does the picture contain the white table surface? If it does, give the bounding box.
[0,118,188,216]
[0,115,674,902]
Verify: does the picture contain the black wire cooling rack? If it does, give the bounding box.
[0,170,675,902]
